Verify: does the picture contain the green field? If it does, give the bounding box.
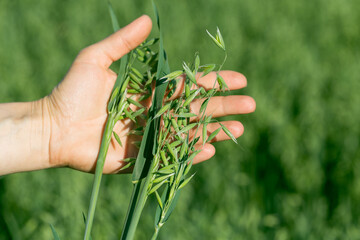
[1,0,359,239]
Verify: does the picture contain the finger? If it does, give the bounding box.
[192,143,215,164]
[75,15,152,68]
[189,121,244,143]
[189,95,256,121]
[168,70,247,100]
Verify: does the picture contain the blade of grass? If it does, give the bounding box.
[50,224,61,240]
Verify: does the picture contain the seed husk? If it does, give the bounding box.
[160,151,169,166]
[154,103,171,119]
[166,143,178,162]
[131,67,143,79]
[219,122,238,144]
[199,64,216,77]
[113,131,122,147]
[127,97,144,108]
[132,108,146,118]
[207,127,221,142]
[183,62,197,86]
[179,173,196,189]
[153,173,174,183]
[183,88,202,107]
[149,179,168,195]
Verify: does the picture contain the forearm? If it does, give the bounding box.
[0,100,50,175]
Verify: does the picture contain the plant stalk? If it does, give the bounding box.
[84,113,116,240]
[120,156,158,240]
[151,227,160,240]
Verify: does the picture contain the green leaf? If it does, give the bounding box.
[219,122,238,144]
[50,224,61,240]
[163,190,181,223]
[108,2,120,31]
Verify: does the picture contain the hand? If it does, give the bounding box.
[0,15,255,175]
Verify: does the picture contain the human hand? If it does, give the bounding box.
[43,15,255,173]
[0,15,255,175]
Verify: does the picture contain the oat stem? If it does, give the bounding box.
[120,154,159,240]
[151,227,160,240]
[84,112,116,240]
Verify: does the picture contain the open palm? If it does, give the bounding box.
[44,15,255,174]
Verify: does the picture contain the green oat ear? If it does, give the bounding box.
[132,0,170,183]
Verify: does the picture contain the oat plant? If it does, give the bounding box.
[83,3,159,239]
[51,2,234,240]
[119,4,234,239]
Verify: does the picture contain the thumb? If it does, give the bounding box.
[76,15,152,68]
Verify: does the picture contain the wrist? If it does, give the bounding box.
[0,99,51,175]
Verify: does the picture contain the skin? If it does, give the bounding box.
[0,15,256,176]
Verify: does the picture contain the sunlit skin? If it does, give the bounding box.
[0,15,255,175]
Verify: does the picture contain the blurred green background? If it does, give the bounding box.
[0,0,359,239]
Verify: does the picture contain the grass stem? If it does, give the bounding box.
[120,156,158,240]
[84,113,116,240]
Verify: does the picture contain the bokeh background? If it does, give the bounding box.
[1,0,359,239]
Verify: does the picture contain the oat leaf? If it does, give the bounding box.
[50,224,61,240]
